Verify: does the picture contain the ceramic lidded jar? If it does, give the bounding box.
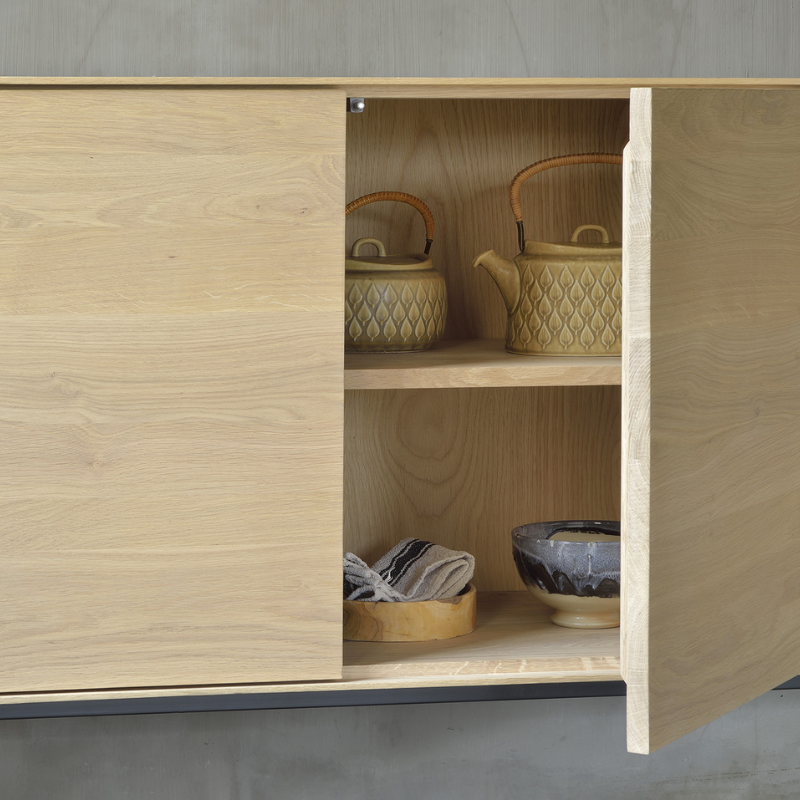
[473,153,623,356]
[345,192,447,353]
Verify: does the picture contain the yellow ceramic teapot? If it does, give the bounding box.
[473,153,623,356]
[345,192,447,353]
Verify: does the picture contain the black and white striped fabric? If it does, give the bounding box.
[343,538,475,602]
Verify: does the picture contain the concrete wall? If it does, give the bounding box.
[2,1,800,797]
[2,0,799,78]
[4,693,800,799]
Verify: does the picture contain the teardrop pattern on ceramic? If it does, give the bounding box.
[537,324,552,347]
[348,284,364,305]
[508,261,622,353]
[601,265,616,289]
[375,302,389,323]
[345,275,448,351]
[348,318,363,339]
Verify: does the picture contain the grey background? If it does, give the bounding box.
[2,0,800,78]
[4,693,800,799]
[2,1,800,797]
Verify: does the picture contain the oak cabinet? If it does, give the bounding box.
[1,78,798,755]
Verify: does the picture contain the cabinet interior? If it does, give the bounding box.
[341,97,627,687]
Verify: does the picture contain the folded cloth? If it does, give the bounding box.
[344,538,475,602]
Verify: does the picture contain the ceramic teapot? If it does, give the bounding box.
[345,192,447,353]
[473,153,623,356]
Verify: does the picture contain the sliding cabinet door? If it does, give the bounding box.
[0,88,345,691]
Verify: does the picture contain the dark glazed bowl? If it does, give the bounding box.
[511,520,621,598]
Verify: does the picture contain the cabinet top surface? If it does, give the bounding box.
[2,77,799,98]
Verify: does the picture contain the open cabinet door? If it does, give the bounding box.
[622,87,800,753]
[0,89,344,691]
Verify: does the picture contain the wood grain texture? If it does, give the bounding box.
[346,99,629,340]
[623,88,800,754]
[345,339,621,389]
[344,387,620,591]
[0,88,346,692]
[621,92,652,752]
[0,90,343,315]
[0,591,621,703]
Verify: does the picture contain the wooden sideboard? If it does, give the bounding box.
[1,78,799,754]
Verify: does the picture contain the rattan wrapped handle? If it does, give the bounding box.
[346,191,435,255]
[509,153,623,252]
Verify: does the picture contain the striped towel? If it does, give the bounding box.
[343,538,475,602]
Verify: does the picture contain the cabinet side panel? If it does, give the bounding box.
[641,88,800,752]
[622,89,653,754]
[0,89,345,691]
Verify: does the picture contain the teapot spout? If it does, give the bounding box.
[472,250,520,313]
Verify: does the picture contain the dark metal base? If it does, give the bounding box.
[1,677,798,721]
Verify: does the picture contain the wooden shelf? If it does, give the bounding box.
[0,592,620,708]
[341,591,620,689]
[345,340,622,390]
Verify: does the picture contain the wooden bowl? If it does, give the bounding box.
[343,584,477,642]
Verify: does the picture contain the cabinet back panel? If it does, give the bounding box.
[0,88,345,692]
[344,386,621,591]
[346,99,629,339]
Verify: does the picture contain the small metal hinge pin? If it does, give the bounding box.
[348,98,366,113]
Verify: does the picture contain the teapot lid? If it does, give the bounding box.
[346,238,433,272]
[523,240,622,256]
[524,225,621,256]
